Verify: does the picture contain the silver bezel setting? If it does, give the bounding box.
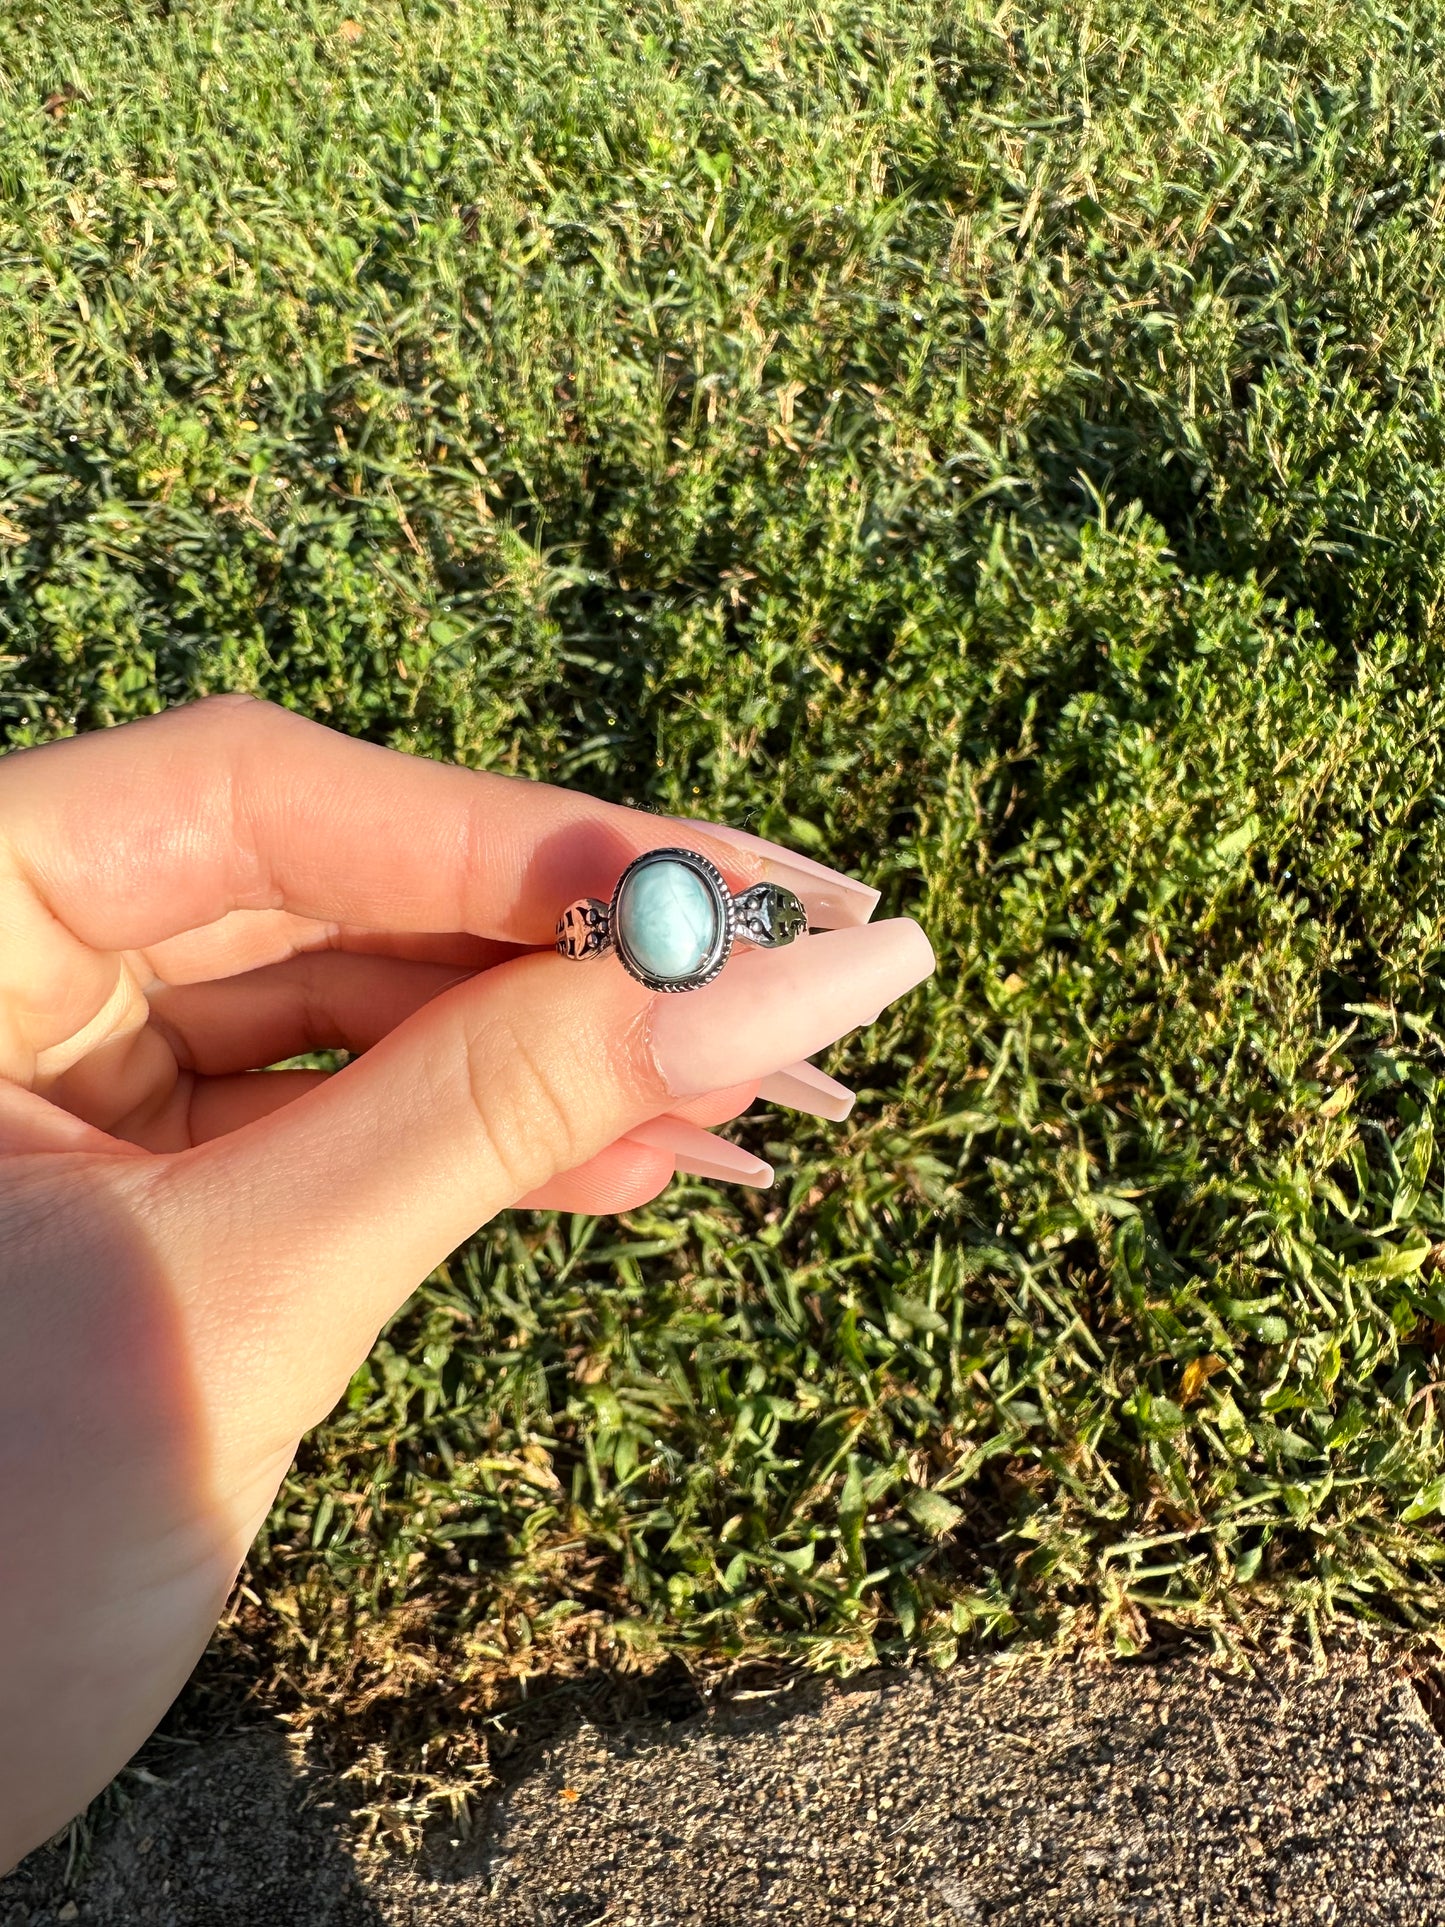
[607,845,736,993]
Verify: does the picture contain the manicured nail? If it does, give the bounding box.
[623,1115,774,1188]
[669,817,881,928]
[757,1059,856,1122]
[647,919,935,1098]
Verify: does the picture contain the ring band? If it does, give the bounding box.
[556,844,809,992]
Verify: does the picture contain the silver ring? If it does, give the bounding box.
[555,845,809,992]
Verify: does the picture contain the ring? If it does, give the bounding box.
[555,845,809,992]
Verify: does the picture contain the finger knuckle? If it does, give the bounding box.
[182,690,267,721]
[173,692,297,739]
[461,1006,587,1200]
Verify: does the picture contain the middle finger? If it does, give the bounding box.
[147,951,856,1121]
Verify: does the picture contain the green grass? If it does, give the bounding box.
[10,0,1445,1845]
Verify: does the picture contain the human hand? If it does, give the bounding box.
[0,694,935,1870]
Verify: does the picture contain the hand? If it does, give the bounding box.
[0,695,935,1871]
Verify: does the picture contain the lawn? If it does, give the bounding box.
[8,0,1445,1846]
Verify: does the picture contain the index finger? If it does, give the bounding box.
[0,695,881,955]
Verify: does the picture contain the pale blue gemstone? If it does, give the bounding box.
[617,859,719,980]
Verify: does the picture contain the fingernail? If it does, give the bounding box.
[647,919,935,1098]
[670,817,881,928]
[623,1115,774,1188]
[757,1059,856,1122]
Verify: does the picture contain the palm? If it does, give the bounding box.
[25,916,518,1154]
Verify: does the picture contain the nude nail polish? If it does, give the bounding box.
[623,1114,774,1187]
[757,1060,856,1122]
[646,919,935,1099]
[669,817,881,928]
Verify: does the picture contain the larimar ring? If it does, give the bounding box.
[556,845,809,993]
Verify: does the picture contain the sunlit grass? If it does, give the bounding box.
[9,0,1445,1843]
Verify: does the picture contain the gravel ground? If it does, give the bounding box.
[6,1645,1445,1925]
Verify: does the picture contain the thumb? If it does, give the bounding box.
[152,918,934,1449]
